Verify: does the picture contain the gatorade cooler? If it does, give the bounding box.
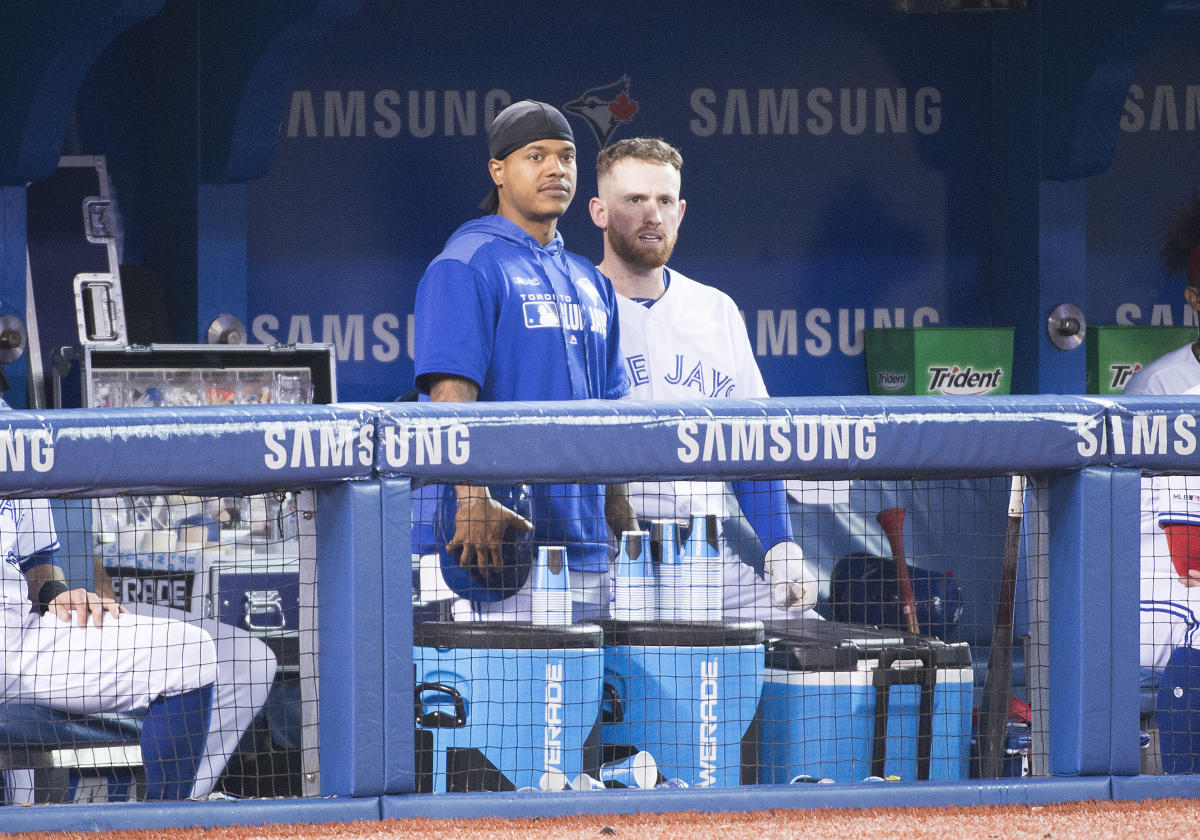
[413,622,603,793]
[864,327,1013,396]
[599,620,765,788]
[1086,325,1194,394]
[756,619,973,783]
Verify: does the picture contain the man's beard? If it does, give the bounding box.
[608,225,676,270]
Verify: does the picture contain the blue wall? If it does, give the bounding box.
[5,1,1200,406]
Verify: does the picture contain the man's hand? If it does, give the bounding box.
[605,483,637,538]
[1183,569,1200,588]
[49,587,125,627]
[448,486,533,571]
[764,541,818,611]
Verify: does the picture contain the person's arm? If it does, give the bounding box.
[428,375,532,570]
[24,560,124,628]
[605,481,637,539]
[733,479,817,611]
[92,553,117,601]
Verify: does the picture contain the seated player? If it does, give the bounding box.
[1124,191,1200,772]
[91,497,278,799]
[2,496,217,800]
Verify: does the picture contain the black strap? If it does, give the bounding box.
[36,579,69,614]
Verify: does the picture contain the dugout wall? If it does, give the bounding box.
[0,395,1196,832]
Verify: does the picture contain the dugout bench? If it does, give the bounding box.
[0,703,143,803]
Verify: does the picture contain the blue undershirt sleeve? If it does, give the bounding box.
[732,479,793,553]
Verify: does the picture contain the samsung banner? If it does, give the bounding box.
[245,1,993,402]
[240,2,1200,403]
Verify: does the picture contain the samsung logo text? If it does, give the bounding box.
[676,418,877,464]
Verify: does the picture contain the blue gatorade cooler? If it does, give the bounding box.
[413,622,603,793]
[599,620,765,788]
[756,619,973,783]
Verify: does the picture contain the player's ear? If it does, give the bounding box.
[1187,285,1200,314]
[488,158,503,187]
[677,197,686,226]
[588,196,607,230]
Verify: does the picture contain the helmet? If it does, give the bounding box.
[434,483,535,603]
[829,552,962,639]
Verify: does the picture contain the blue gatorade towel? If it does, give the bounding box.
[599,620,764,788]
[756,619,973,783]
[413,622,603,792]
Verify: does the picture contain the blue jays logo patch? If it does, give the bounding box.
[564,75,638,147]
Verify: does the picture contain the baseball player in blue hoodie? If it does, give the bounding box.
[414,100,633,621]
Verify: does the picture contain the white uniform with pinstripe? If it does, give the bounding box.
[1124,343,1200,670]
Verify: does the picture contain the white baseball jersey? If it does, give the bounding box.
[0,495,216,718]
[1123,340,1200,669]
[0,498,59,615]
[616,268,800,621]
[617,268,766,522]
[1124,342,1200,396]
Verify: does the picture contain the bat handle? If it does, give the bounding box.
[877,507,921,636]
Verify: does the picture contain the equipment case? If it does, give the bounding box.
[755,619,973,784]
[51,342,336,409]
[76,343,334,674]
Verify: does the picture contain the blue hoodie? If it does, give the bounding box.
[414,215,629,572]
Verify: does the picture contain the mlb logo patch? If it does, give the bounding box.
[524,301,561,328]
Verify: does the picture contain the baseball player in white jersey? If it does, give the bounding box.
[1122,190,1200,772]
[0,493,217,800]
[588,137,818,620]
[90,501,278,800]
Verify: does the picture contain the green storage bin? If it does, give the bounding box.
[864,328,1013,396]
[1086,326,1195,394]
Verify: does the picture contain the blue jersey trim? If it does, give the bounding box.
[18,547,62,574]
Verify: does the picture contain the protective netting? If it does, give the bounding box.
[1138,472,1200,775]
[411,475,1047,791]
[0,491,316,804]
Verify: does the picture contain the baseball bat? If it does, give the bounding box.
[877,507,920,636]
[977,475,1027,779]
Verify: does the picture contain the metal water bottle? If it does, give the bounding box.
[530,545,571,625]
[613,530,655,621]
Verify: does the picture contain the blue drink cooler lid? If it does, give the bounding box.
[413,621,602,650]
[597,619,764,647]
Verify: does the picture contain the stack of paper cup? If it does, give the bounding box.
[531,545,571,625]
[679,514,722,621]
[613,530,655,621]
[652,520,683,621]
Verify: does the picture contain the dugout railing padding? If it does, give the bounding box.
[0,395,1188,807]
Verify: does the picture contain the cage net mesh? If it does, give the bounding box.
[1139,472,1200,776]
[411,474,1049,792]
[0,491,317,804]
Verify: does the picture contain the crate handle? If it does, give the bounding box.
[415,682,467,729]
[243,589,285,631]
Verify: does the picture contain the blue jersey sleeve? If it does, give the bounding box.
[414,258,499,395]
[732,479,793,552]
[598,272,630,400]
